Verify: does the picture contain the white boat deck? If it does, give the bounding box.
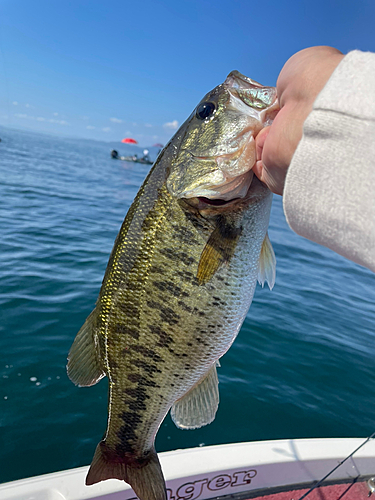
[1,438,375,500]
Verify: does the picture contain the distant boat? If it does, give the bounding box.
[110,149,152,165]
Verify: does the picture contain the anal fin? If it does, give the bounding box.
[170,362,219,430]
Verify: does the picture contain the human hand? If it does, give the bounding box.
[253,46,344,195]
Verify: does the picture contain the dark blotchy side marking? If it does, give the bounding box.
[149,265,166,275]
[192,307,206,317]
[116,410,143,454]
[118,301,139,318]
[147,300,161,310]
[184,210,211,231]
[124,280,142,293]
[117,410,141,432]
[178,252,195,265]
[132,345,162,361]
[153,280,189,298]
[133,358,162,374]
[159,305,180,325]
[128,399,147,412]
[146,300,182,325]
[170,225,197,244]
[127,372,142,383]
[127,372,160,388]
[115,323,140,340]
[159,247,196,266]
[124,387,150,399]
[178,301,192,313]
[149,324,174,347]
[123,383,151,416]
[159,247,181,262]
[176,270,194,280]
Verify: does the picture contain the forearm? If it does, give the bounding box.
[283,50,375,272]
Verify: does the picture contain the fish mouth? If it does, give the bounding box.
[197,197,233,206]
[181,171,257,213]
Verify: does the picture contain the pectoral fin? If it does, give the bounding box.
[170,362,219,430]
[257,232,276,290]
[197,221,242,284]
[67,310,106,387]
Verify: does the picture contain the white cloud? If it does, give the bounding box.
[25,103,35,109]
[13,112,68,125]
[14,113,69,125]
[110,117,122,123]
[102,127,111,132]
[53,112,59,116]
[47,118,68,125]
[86,125,95,130]
[145,123,152,128]
[163,120,179,130]
[12,101,18,106]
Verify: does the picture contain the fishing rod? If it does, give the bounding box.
[296,431,375,500]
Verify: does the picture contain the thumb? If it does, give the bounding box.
[252,126,271,182]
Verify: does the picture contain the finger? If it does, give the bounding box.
[252,158,264,183]
[255,126,271,161]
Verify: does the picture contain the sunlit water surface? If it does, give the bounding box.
[1,126,374,483]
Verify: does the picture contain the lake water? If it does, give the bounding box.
[1,125,374,484]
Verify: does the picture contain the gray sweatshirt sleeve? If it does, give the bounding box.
[283,50,375,272]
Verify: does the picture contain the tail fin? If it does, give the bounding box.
[86,441,167,500]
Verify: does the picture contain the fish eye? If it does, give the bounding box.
[196,101,216,120]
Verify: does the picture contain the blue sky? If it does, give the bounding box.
[0,0,374,147]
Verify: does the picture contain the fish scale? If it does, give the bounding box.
[67,70,278,500]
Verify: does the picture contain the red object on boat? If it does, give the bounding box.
[121,138,138,144]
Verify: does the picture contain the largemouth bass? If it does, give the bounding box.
[67,70,278,500]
